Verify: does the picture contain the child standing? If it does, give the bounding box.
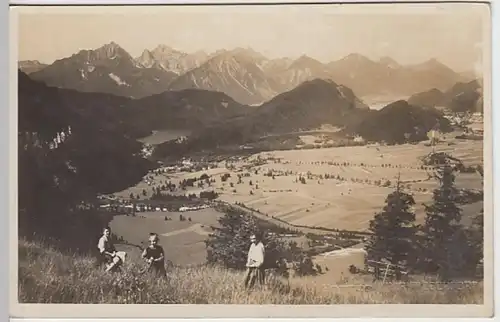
[244,233,266,289]
[142,233,167,277]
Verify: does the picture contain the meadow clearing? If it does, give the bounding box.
[153,139,483,232]
[110,208,222,266]
[18,239,484,304]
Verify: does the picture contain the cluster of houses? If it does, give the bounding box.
[153,159,220,175]
[141,144,154,158]
[97,195,211,214]
[179,204,210,212]
[470,112,484,123]
[353,135,366,143]
[140,158,221,187]
[47,126,72,150]
[443,111,483,126]
[99,202,211,214]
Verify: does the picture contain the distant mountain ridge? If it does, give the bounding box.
[253,78,369,134]
[25,42,474,105]
[152,79,453,159]
[135,45,209,75]
[352,100,452,145]
[167,48,279,105]
[152,78,371,159]
[408,79,483,113]
[19,60,48,74]
[19,69,248,138]
[29,42,178,99]
[20,67,455,162]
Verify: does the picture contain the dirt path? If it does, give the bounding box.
[160,223,211,237]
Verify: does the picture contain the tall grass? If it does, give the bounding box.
[18,239,483,304]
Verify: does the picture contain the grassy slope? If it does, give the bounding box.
[18,239,483,304]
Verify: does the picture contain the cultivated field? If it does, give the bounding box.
[111,208,223,266]
[165,139,483,232]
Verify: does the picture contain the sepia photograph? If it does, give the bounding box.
[10,1,493,318]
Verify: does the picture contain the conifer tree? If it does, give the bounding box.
[205,207,315,276]
[421,163,469,280]
[207,208,265,269]
[468,158,484,276]
[460,195,484,278]
[472,166,485,265]
[364,175,417,280]
[470,208,484,276]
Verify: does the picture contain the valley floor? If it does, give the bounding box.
[109,138,483,268]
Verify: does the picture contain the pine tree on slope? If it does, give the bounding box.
[421,163,471,280]
[364,177,417,280]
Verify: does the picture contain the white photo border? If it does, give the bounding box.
[6,1,498,321]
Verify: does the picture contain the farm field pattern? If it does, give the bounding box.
[111,138,482,271]
[170,140,483,232]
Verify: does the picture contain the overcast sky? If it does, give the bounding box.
[15,3,488,72]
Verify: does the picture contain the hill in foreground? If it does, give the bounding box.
[18,239,483,304]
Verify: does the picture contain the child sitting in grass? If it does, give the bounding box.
[142,233,166,277]
[97,226,126,272]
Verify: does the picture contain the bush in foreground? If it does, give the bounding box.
[18,239,483,304]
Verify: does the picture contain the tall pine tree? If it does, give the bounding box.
[364,176,417,280]
[470,208,484,277]
[467,159,484,277]
[205,208,261,269]
[472,165,485,270]
[421,163,467,280]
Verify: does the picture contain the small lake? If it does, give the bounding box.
[361,95,409,110]
[138,130,191,145]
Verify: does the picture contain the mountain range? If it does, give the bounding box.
[27,42,178,99]
[153,81,452,159]
[21,42,476,105]
[18,69,248,139]
[19,67,453,163]
[19,68,370,143]
[135,45,209,75]
[18,60,48,74]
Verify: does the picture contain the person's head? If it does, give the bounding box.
[148,233,159,246]
[250,233,260,244]
[103,226,111,237]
